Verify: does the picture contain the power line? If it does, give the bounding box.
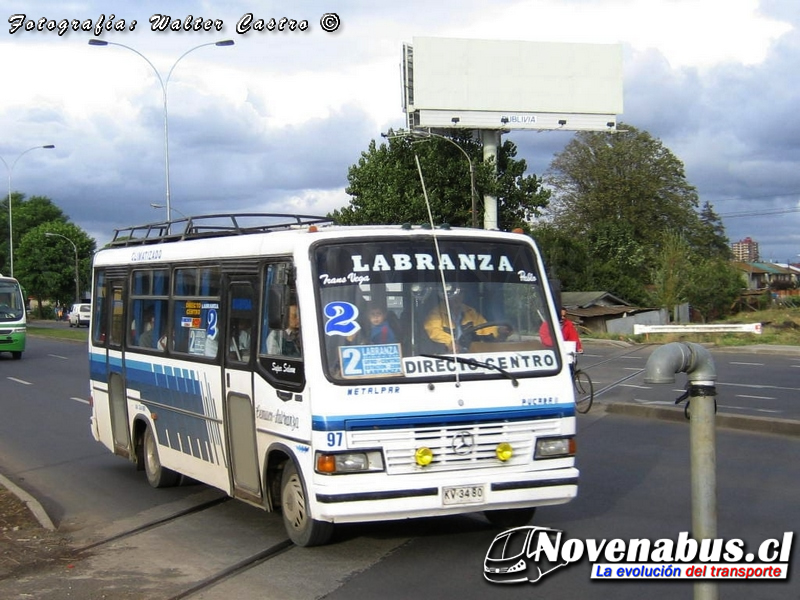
[719,206,800,219]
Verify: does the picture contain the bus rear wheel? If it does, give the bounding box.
[280,461,333,547]
[484,507,536,529]
[11,351,22,360]
[143,425,180,488]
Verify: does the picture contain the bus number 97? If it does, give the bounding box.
[327,432,343,448]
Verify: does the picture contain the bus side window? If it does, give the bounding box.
[228,281,257,363]
[260,263,302,359]
[92,271,107,345]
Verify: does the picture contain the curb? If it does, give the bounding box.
[606,402,800,438]
[0,473,56,531]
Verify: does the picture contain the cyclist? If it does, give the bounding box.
[539,307,583,353]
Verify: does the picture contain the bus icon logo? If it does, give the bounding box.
[484,526,568,584]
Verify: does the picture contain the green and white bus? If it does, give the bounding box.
[0,275,27,359]
[88,214,579,546]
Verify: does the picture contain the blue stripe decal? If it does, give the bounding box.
[311,404,575,432]
[90,353,222,466]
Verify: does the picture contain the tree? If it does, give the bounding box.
[546,123,700,242]
[541,124,735,306]
[1,193,68,274]
[685,259,744,322]
[691,200,732,260]
[331,130,550,231]
[529,223,592,292]
[649,231,693,314]
[16,221,96,316]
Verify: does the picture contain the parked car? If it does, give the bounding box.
[68,303,91,327]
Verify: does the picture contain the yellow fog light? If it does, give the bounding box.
[415,447,434,466]
[496,442,513,461]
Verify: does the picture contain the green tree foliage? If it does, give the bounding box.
[529,223,592,292]
[540,123,733,310]
[691,200,732,260]
[685,259,744,322]
[546,123,700,241]
[1,193,68,274]
[649,231,693,313]
[649,231,743,321]
[331,130,550,231]
[16,221,96,315]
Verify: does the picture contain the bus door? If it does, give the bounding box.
[103,276,132,458]
[223,278,262,504]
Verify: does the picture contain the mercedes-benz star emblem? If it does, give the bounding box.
[452,431,475,455]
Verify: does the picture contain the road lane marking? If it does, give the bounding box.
[735,394,776,401]
[729,361,764,366]
[620,383,651,389]
[717,382,800,392]
[71,397,90,405]
[48,353,69,360]
[7,377,32,385]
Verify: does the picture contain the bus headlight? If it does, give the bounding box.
[534,436,576,459]
[315,450,385,474]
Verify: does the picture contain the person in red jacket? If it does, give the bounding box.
[540,307,583,353]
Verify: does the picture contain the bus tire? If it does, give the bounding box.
[11,351,22,360]
[484,507,536,529]
[280,461,333,547]
[143,425,180,488]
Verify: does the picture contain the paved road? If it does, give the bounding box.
[578,341,800,426]
[0,335,797,599]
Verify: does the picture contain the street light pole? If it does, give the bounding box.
[88,39,234,225]
[44,232,80,303]
[383,130,479,228]
[1,145,56,278]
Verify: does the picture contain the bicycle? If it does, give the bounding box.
[571,352,594,414]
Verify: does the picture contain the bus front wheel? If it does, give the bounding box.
[280,461,334,547]
[11,351,21,360]
[484,507,536,529]
[143,425,180,488]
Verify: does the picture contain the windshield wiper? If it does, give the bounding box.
[420,354,519,387]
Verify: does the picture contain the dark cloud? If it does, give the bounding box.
[3,0,799,261]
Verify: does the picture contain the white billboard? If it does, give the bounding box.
[403,37,623,131]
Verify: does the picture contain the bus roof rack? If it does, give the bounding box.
[109,213,334,247]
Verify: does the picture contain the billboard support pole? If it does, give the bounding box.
[482,130,501,230]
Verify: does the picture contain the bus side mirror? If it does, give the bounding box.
[548,278,562,314]
[267,285,287,330]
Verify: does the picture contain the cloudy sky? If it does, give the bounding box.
[1,0,799,262]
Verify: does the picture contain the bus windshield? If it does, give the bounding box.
[314,238,560,382]
[0,279,26,322]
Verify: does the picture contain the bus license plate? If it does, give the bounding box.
[442,485,485,506]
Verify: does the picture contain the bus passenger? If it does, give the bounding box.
[348,304,399,345]
[267,304,301,357]
[138,309,157,348]
[230,318,252,361]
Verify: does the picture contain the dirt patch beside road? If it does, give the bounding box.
[0,488,74,580]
